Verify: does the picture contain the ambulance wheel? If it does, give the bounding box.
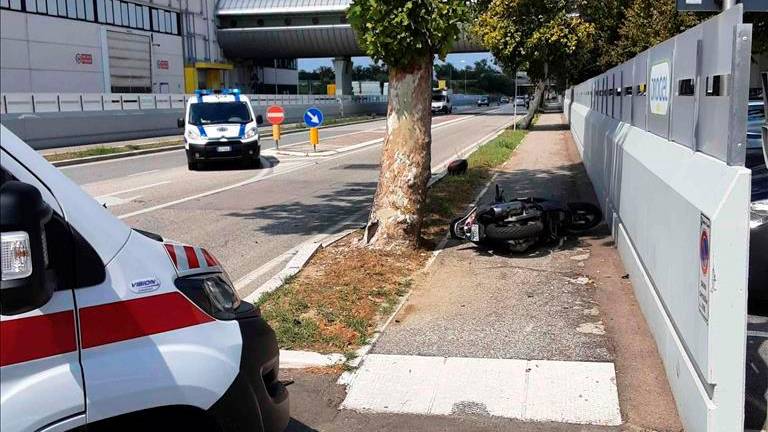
[242,156,260,169]
[188,161,198,170]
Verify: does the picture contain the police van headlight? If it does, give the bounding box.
[751,200,768,229]
[244,127,258,140]
[186,128,201,140]
[175,272,258,320]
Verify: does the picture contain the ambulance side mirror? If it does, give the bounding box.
[256,115,264,125]
[0,181,54,316]
[177,118,185,128]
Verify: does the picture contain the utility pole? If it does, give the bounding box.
[721,0,736,10]
[513,69,518,130]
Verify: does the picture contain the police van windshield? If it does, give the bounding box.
[432,95,446,102]
[189,102,252,125]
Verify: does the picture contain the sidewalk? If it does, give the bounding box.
[334,114,682,430]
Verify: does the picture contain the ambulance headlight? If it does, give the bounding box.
[175,273,258,320]
[244,127,258,140]
[186,128,201,140]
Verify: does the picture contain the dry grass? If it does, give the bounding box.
[44,141,181,162]
[257,127,528,354]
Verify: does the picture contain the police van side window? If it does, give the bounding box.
[1,167,105,291]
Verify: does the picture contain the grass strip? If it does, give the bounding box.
[256,126,529,354]
[44,141,181,162]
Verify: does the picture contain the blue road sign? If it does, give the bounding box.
[304,107,324,128]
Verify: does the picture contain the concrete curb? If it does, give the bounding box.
[268,137,385,158]
[279,350,346,369]
[51,144,183,167]
[47,116,382,167]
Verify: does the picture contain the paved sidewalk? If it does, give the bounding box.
[338,114,682,430]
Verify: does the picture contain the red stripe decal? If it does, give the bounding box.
[0,311,77,367]
[184,246,200,269]
[164,244,178,267]
[79,292,214,349]
[202,249,218,267]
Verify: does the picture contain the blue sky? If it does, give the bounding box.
[298,52,497,71]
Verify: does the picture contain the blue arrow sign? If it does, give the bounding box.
[304,107,324,128]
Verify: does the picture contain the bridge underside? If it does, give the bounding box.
[215,1,485,59]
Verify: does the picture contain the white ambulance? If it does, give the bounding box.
[0,125,289,432]
[179,89,264,170]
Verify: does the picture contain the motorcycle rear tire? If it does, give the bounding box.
[485,221,543,240]
[449,218,463,240]
[565,202,602,232]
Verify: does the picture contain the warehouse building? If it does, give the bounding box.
[0,0,298,94]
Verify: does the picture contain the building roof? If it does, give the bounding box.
[216,0,351,16]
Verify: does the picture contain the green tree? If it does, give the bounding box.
[472,0,597,86]
[348,0,468,249]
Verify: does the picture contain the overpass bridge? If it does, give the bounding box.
[214,0,485,94]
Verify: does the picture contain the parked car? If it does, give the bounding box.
[477,97,490,107]
[431,89,454,115]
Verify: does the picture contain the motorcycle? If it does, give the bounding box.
[450,185,603,252]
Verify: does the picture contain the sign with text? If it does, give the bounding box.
[75,53,93,65]
[649,61,671,116]
[157,60,169,70]
[677,0,767,11]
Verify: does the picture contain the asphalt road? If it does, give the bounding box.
[60,104,518,296]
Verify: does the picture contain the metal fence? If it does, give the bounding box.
[565,5,752,431]
[0,92,388,115]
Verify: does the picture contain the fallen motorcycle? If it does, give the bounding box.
[450,185,603,252]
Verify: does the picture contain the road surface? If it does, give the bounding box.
[60,105,519,296]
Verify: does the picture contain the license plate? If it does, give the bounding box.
[471,224,480,241]
[217,146,231,152]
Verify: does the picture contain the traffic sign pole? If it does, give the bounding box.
[272,124,281,148]
[310,128,319,151]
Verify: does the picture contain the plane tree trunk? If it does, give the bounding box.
[363,57,433,249]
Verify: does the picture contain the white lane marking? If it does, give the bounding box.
[95,181,171,199]
[98,195,142,207]
[341,354,622,426]
[117,113,491,220]
[127,169,160,177]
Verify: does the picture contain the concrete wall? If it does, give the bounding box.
[564,7,752,430]
[0,9,184,94]
[0,98,386,148]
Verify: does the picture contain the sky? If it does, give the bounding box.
[298,52,497,71]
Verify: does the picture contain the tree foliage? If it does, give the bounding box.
[472,0,596,85]
[348,0,468,69]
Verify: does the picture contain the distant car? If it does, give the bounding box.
[514,96,527,107]
[499,97,510,104]
[477,97,490,107]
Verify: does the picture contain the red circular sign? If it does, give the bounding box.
[700,230,710,276]
[266,105,285,125]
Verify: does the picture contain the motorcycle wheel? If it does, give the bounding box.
[566,202,602,232]
[485,221,543,240]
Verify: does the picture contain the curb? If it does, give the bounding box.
[47,116,383,167]
[280,350,346,369]
[51,144,183,167]
[267,137,385,158]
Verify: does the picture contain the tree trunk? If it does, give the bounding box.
[363,58,433,249]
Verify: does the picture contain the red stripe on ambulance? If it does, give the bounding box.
[164,243,178,266]
[0,311,77,367]
[79,292,214,349]
[184,245,200,269]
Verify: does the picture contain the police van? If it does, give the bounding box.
[0,125,289,431]
[179,90,264,170]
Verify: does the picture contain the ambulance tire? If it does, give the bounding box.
[188,161,198,171]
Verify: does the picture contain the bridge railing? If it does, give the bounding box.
[0,92,387,115]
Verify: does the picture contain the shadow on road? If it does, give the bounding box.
[224,181,377,236]
[286,418,320,432]
[194,155,280,172]
[746,301,768,430]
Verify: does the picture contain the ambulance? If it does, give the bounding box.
[178,89,264,170]
[0,125,289,431]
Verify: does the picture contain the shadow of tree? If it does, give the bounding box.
[224,181,377,236]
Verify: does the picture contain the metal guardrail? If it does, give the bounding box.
[0,92,389,115]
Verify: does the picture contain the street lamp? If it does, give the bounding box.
[460,59,467,94]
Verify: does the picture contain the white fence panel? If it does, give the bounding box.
[58,94,83,112]
[4,94,34,114]
[138,94,155,110]
[102,94,122,111]
[170,94,185,109]
[82,94,103,111]
[32,93,59,113]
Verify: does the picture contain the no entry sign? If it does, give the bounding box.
[266,105,285,125]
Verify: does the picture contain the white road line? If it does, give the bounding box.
[95,180,171,199]
[341,354,622,426]
[127,169,160,177]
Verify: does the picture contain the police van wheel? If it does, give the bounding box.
[188,161,198,170]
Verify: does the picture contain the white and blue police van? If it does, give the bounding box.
[179,90,264,170]
[0,125,289,431]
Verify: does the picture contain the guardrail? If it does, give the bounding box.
[565,5,751,431]
[0,92,387,115]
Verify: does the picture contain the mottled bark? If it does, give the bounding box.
[363,58,433,249]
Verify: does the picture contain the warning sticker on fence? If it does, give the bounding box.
[698,214,711,323]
